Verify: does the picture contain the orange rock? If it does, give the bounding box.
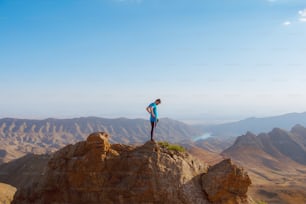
[202,159,252,204]
[13,133,252,204]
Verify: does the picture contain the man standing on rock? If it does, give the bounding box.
[146,99,161,141]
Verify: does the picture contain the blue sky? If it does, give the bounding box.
[1,0,306,123]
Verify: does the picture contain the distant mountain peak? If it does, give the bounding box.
[271,127,286,132]
[291,124,306,132]
[269,128,292,141]
[234,132,258,146]
[245,131,257,137]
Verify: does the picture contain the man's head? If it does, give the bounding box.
[155,99,161,105]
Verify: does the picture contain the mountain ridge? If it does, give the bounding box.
[222,125,306,168]
[202,112,306,138]
[0,117,201,164]
[222,125,306,204]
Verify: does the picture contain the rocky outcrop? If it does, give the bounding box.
[12,132,251,204]
[0,182,16,204]
[202,159,252,204]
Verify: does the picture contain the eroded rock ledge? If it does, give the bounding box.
[13,132,252,204]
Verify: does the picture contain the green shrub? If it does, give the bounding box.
[158,141,185,152]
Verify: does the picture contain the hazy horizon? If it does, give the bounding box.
[1,0,306,122]
[1,110,306,126]
[0,113,240,124]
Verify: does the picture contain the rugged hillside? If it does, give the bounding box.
[223,125,306,168]
[194,137,236,153]
[222,125,306,204]
[182,143,224,165]
[0,154,50,189]
[0,117,201,163]
[12,132,252,204]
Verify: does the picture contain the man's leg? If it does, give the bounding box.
[151,121,155,141]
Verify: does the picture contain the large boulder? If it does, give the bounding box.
[202,159,252,204]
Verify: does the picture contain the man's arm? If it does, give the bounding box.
[146,106,152,113]
[146,106,155,118]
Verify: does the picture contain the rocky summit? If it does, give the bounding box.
[12,132,252,204]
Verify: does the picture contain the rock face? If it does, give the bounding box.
[0,182,16,204]
[202,159,252,204]
[13,132,251,204]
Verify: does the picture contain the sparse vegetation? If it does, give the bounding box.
[257,201,268,204]
[158,141,185,152]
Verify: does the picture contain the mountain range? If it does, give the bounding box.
[1,113,306,203]
[202,112,306,138]
[191,112,306,155]
[0,117,201,164]
[2,111,306,164]
[223,124,306,167]
[222,124,306,204]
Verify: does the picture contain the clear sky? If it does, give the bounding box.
[1,0,306,123]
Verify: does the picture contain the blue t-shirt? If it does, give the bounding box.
[148,102,158,122]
